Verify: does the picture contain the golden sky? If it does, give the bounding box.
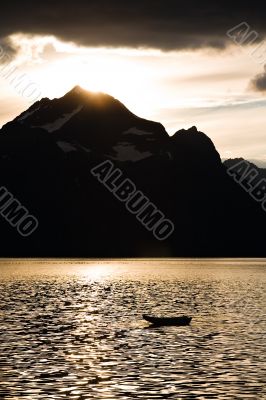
[1,34,266,163]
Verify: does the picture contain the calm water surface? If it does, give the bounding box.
[0,259,265,399]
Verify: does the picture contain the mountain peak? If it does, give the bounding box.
[174,126,198,135]
[8,86,133,133]
[69,85,83,93]
[66,85,98,98]
[64,85,116,104]
[3,86,168,160]
[171,125,221,168]
[187,126,198,133]
[60,86,138,118]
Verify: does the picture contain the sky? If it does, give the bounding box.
[1,1,266,163]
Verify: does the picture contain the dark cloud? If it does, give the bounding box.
[1,1,266,50]
[251,68,266,92]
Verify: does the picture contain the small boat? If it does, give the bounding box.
[143,314,192,326]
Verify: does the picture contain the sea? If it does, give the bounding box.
[0,259,265,399]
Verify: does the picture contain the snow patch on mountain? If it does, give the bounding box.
[111,141,153,162]
[34,105,83,132]
[76,143,92,154]
[57,141,77,153]
[17,107,41,122]
[122,127,154,136]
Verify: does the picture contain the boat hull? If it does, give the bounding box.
[143,314,192,326]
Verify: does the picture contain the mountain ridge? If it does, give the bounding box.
[0,87,265,257]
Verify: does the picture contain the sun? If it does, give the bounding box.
[33,52,158,116]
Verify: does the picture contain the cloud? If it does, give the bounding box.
[0,1,266,50]
[0,37,18,63]
[251,66,266,92]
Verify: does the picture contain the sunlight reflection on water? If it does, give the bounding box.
[0,259,265,399]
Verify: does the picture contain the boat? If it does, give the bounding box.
[143,314,192,326]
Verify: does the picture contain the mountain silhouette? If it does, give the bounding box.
[224,158,266,186]
[7,86,168,162]
[0,86,265,257]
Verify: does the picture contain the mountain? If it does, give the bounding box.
[246,159,266,169]
[224,158,266,185]
[0,86,266,257]
[4,86,168,162]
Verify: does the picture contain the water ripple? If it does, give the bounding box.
[0,259,265,399]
